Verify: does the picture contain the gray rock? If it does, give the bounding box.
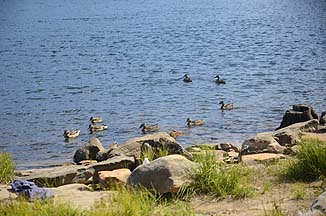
[95,142,120,162]
[127,154,196,194]
[240,133,287,156]
[108,132,192,161]
[301,191,326,216]
[53,184,113,209]
[73,138,105,163]
[15,156,135,187]
[320,112,326,126]
[273,119,319,146]
[276,104,319,130]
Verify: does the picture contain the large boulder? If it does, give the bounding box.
[108,132,191,161]
[276,104,319,130]
[127,154,196,194]
[240,134,287,156]
[73,138,105,163]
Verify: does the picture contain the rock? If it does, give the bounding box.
[273,120,319,146]
[241,153,286,165]
[301,191,326,215]
[15,165,94,187]
[276,104,319,130]
[240,134,287,156]
[320,112,326,125]
[15,156,135,187]
[108,132,191,161]
[219,143,240,153]
[53,183,113,209]
[90,156,136,174]
[127,154,196,194]
[0,184,17,201]
[95,142,120,162]
[73,138,105,164]
[98,169,131,189]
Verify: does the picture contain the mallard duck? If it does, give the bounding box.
[320,111,326,125]
[88,124,108,133]
[186,118,204,127]
[169,129,188,139]
[63,129,80,139]
[214,75,226,84]
[219,101,234,111]
[139,123,159,133]
[183,74,192,83]
[90,116,102,124]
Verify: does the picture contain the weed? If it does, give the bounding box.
[189,151,253,199]
[0,152,15,184]
[282,140,326,181]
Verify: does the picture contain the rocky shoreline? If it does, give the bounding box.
[1,104,326,215]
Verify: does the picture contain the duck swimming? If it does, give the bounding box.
[88,124,108,133]
[139,123,159,133]
[214,75,226,84]
[63,129,80,139]
[90,117,102,124]
[183,74,192,83]
[169,129,188,139]
[219,101,234,111]
[186,118,204,127]
[320,111,326,125]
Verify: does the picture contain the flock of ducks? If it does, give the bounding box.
[64,74,234,140]
[63,116,108,139]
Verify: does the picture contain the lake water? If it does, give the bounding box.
[0,0,325,169]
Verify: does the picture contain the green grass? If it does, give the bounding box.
[0,200,81,216]
[0,187,194,216]
[0,152,15,184]
[189,151,253,199]
[141,145,169,163]
[292,182,306,200]
[264,203,285,216]
[282,140,326,181]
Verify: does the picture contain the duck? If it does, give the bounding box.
[186,118,204,127]
[219,101,234,111]
[88,124,108,133]
[183,74,192,83]
[320,111,326,125]
[169,129,188,139]
[139,123,159,133]
[90,116,102,124]
[214,75,226,84]
[63,129,80,139]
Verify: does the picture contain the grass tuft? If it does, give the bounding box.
[282,140,326,181]
[0,152,15,184]
[189,151,253,199]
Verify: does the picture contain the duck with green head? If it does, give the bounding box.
[219,101,234,111]
[139,123,159,133]
[183,74,192,83]
[214,75,226,84]
[186,118,204,127]
[63,129,80,139]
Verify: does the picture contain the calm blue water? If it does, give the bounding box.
[0,0,325,169]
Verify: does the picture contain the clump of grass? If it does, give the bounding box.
[282,140,326,181]
[264,203,285,216]
[141,145,169,163]
[90,187,194,216]
[189,151,253,199]
[292,182,306,200]
[262,182,273,194]
[0,200,81,216]
[0,152,15,183]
